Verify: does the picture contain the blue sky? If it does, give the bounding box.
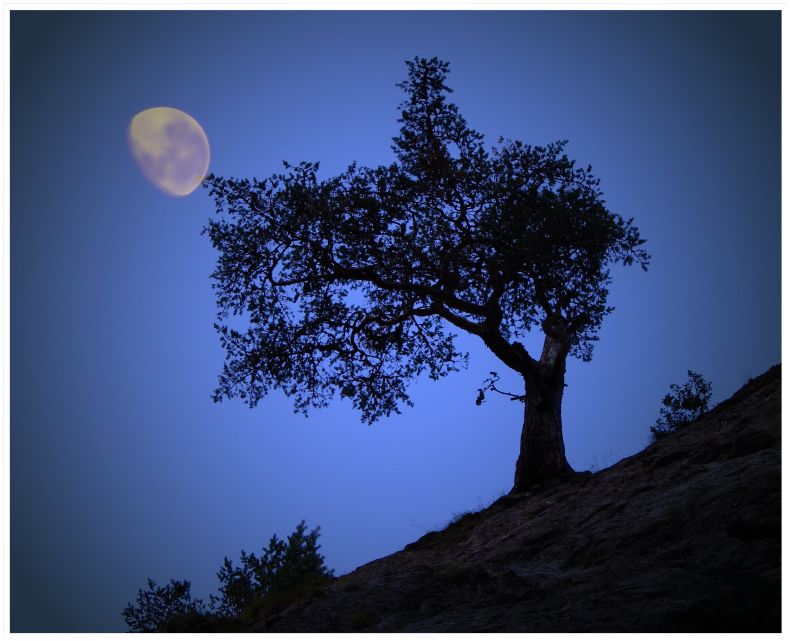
[11,10,780,632]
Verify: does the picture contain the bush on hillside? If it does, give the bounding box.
[122,578,205,632]
[210,520,333,618]
[124,520,333,631]
[650,370,712,441]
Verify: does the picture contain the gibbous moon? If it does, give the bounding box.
[128,107,210,197]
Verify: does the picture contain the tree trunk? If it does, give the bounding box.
[512,350,575,492]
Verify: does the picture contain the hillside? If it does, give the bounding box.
[197,365,782,632]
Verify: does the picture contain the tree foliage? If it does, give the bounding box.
[203,57,649,423]
[210,520,333,618]
[122,578,205,632]
[650,370,712,441]
[123,521,332,631]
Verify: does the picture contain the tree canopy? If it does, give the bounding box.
[203,57,649,428]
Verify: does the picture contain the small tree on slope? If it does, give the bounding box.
[123,578,205,632]
[211,520,333,618]
[123,521,332,630]
[203,57,650,491]
[650,370,712,441]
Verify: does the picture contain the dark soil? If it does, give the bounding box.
[224,365,783,632]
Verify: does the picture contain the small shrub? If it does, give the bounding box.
[210,520,334,618]
[446,496,485,528]
[124,521,333,631]
[650,370,712,442]
[448,510,473,526]
[161,610,238,633]
[122,578,205,632]
[242,573,328,622]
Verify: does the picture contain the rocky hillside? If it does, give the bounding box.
[250,365,781,632]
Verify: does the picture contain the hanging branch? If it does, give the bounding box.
[475,371,526,405]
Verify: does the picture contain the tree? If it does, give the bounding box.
[650,370,712,441]
[210,520,333,618]
[203,57,649,491]
[122,578,205,632]
[123,521,332,631]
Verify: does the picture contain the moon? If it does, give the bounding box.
[128,107,210,197]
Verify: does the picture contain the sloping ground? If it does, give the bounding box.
[255,365,781,632]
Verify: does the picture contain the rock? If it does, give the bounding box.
[250,365,782,632]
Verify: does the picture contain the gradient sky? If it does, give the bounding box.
[10,10,780,632]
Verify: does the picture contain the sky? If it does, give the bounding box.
[10,10,780,632]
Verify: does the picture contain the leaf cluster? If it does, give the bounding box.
[650,370,712,441]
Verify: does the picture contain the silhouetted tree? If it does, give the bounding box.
[211,520,333,618]
[650,370,712,441]
[122,578,205,632]
[123,521,332,631]
[203,57,649,491]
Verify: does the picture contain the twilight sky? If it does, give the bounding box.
[11,10,780,632]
